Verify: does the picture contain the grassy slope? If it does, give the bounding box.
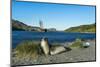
[65,23,96,33]
[12,19,41,31]
[15,40,43,59]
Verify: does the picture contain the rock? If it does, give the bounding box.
[82,42,90,48]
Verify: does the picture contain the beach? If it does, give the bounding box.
[11,1,96,66]
[12,40,96,66]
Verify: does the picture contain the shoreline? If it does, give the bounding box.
[13,30,96,33]
[12,38,96,49]
[11,39,96,66]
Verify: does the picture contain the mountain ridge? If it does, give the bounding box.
[65,23,96,33]
[12,19,56,32]
[12,19,42,31]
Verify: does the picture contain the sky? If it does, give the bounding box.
[12,0,96,30]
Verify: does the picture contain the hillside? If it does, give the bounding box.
[12,19,42,31]
[65,23,96,33]
[12,19,56,32]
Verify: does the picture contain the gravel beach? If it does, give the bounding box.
[12,41,96,66]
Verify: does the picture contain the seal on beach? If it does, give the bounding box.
[40,38,69,56]
[50,45,67,55]
[40,38,50,55]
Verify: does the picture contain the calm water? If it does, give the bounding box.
[12,31,96,48]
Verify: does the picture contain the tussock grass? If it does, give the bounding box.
[15,40,43,59]
[69,38,83,48]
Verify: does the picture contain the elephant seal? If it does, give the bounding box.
[41,38,50,55]
[50,45,66,55]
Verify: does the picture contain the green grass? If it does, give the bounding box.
[15,40,43,59]
[69,38,83,48]
[65,23,95,33]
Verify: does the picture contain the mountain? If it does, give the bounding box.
[12,19,42,31]
[12,19,56,32]
[65,23,96,33]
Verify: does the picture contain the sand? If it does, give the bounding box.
[11,41,96,66]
